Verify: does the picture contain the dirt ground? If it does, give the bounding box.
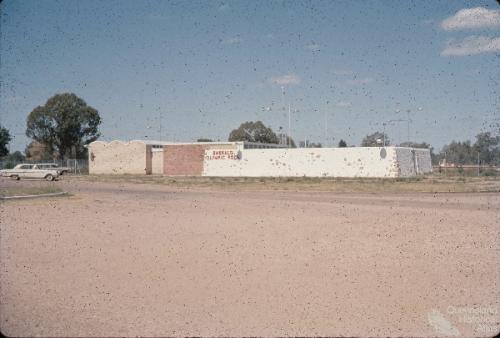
[1,177,499,337]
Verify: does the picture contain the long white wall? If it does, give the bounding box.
[204,147,394,177]
[203,147,432,178]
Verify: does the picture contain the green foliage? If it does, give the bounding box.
[338,139,347,147]
[361,131,389,147]
[197,138,213,142]
[437,132,499,165]
[228,121,279,144]
[25,141,53,161]
[439,140,475,165]
[0,124,12,157]
[26,93,101,159]
[399,141,430,149]
[473,132,500,165]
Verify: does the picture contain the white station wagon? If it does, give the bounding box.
[34,163,72,175]
[0,164,60,181]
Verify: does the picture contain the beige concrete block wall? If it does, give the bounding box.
[88,140,149,175]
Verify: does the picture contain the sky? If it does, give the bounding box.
[1,0,499,152]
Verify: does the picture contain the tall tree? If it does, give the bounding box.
[473,132,500,165]
[0,124,12,157]
[25,141,53,161]
[228,121,279,144]
[26,93,101,159]
[361,131,389,147]
[439,140,475,165]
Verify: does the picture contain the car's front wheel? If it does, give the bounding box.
[45,174,55,181]
[11,175,20,181]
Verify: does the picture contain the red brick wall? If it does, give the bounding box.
[163,144,210,176]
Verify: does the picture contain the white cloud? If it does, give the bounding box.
[269,74,300,85]
[441,7,500,31]
[336,101,352,108]
[305,43,321,51]
[346,77,373,85]
[441,35,500,56]
[223,37,242,44]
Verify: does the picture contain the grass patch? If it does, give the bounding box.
[0,185,63,197]
[70,174,500,193]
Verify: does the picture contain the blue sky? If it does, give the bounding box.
[1,0,499,152]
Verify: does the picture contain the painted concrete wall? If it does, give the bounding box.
[203,147,432,178]
[203,147,398,177]
[88,140,150,175]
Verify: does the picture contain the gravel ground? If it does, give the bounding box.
[1,178,499,337]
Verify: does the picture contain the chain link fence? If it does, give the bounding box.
[0,158,89,174]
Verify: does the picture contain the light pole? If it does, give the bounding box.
[324,110,328,147]
[159,109,162,142]
[382,122,387,146]
[384,119,409,145]
[477,151,480,176]
[288,103,291,147]
[281,86,291,148]
[396,107,420,143]
[406,109,411,143]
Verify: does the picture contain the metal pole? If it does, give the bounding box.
[407,110,410,143]
[477,152,480,176]
[159,110,162,142]
[444,151,447,176]
[324,111,327,147]
[383,123,386,147]
[288,103,291,148]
